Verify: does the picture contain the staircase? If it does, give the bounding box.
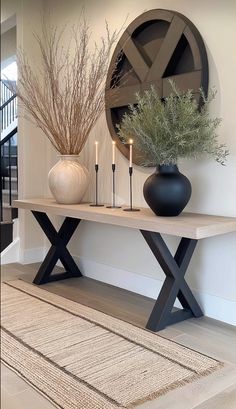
[1,79,18,252]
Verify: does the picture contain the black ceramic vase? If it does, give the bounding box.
[143,164,192,217]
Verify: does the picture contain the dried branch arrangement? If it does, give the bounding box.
[16,17,119,154]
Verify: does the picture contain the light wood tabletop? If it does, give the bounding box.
[13,198,236,239]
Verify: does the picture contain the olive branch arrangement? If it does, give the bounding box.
[117,82,229,166]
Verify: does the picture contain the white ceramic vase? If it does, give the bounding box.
[48,155,89,204]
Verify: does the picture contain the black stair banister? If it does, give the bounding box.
[1,94,16,110]
[0,126,18,224]
[1,80,17,131]
[1,79,18,251]
[1,80,16,104]
[1,127,18,146]
[0,94,17,130]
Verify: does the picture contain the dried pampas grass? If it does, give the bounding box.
[16,16,120,154]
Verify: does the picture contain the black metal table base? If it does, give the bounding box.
[140,230,203,331]
[31,211,203,331]
[32,211,82,285]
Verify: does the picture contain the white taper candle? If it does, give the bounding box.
[95,141,98,165]
[129,139,133,167]
[112,141,116,164]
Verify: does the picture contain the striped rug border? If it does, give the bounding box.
[1,327,120,408]
[4,279,223,370]
[1,280,223,408]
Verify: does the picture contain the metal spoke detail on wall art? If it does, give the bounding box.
[105,9,209,166]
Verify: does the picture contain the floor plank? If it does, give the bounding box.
[1,364,28,396]
[1,263,236,409]
[16,267,184,337]
[193,383,236,409]
[1,364,55,409]
[174,332,236,364]
[138,365,236,409]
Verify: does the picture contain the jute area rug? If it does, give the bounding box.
[1,280,222,409]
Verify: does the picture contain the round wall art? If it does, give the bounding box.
[105,9,209,166]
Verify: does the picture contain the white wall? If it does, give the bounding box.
[3,0,236,324]
[46,0,236,324]
[1,0,50,259]
[1,26,16,63]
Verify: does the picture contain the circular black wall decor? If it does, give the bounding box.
[105,9,209,166]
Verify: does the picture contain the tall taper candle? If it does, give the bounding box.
[95,141,98,165]
[129,139,133,167]
[112,140,116,164]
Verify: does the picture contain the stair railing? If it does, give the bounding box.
[1,80,17,131]
[0,127,18,222]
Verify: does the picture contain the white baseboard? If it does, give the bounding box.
[1,238,20,264]
[13,218,19,239]
[76,256,236,327]
[1,219,19,265]
[16,247,236,326]
[19,246,47,265]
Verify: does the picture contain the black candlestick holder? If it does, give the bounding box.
[90,164,104,207]
[106,164,121,209]
[123,167,140,212]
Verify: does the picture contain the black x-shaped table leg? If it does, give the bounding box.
[32,211,82,285]
[140,230,203,332]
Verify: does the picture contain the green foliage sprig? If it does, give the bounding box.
[117,81,229,166]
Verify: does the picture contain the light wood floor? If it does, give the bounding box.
[1,263,236,409]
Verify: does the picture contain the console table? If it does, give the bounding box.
[13,198,236,332]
